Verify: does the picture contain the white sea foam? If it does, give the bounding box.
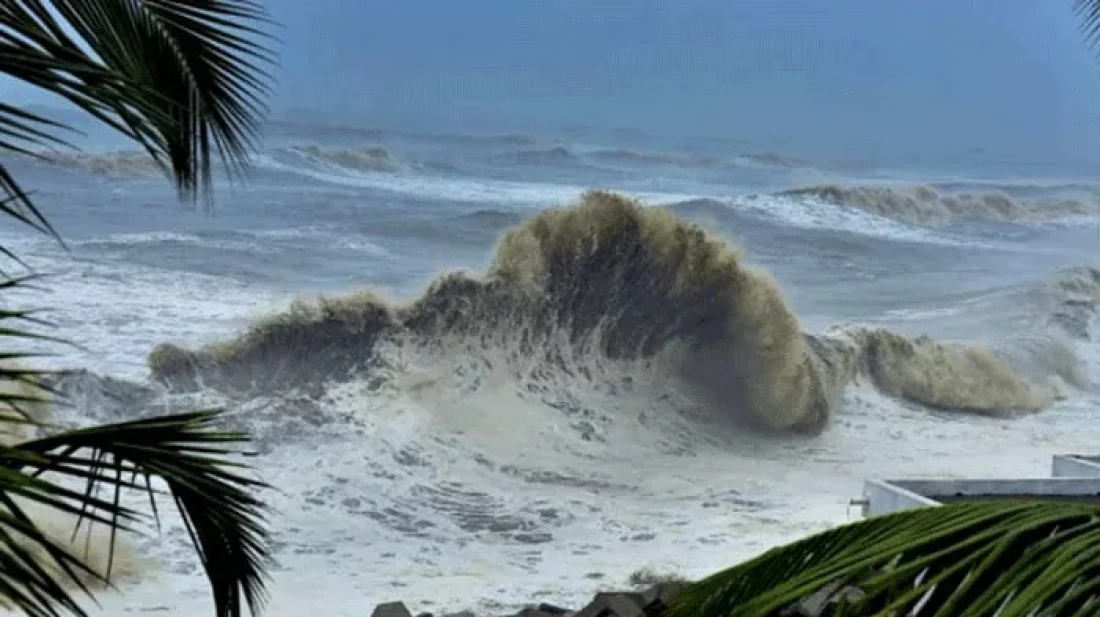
[722,194,979,246]
[0,232,285,378]
[254,154,706,208]
[41,372,1100,617]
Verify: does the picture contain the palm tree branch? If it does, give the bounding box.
[1075,0,1100,51]
[5,410,273,617]
[670,501,1100,617]
[2,0,277,248]
[35,0,276,201]
[0,102,76,158]
[0,494,111,617]
[0,166,60,245]
[0,462,140,531]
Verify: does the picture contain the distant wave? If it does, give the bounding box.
[148,191,1069,440]
[418,159,464,174]
[662,198,734,219]
[587,148,722,169]
[929,180,1100,196]
[737,152,811,169]
[71,228,392,258]
[30,150,163,176]
[445,209,527,230]
[20,140,817,185]
[417,131,535,148]
[779,184,1100,226]
[490,146,581,166]
[268,119,535,148]
[587,148,813,171]
[291,145,402,173]
[23,144,408,179]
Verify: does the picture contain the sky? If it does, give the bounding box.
[6,0,1100,165]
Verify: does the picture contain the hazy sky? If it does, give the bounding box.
[7,0,1100,164]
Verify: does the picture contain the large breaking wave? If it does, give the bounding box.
[146,191,1082,435]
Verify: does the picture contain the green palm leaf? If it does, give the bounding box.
[2,3,279,616]
[1075,0,1100,53]
[1,0,277,231]
[3,411,274,617]
[670,501,1100,617]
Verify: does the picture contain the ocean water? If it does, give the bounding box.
[0,122,1099,617]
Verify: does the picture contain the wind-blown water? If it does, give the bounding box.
[1,121,1099,617]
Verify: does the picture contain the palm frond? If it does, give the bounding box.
[1075,0,1100,53]
[0,499,114,617]
[1,4,278,617]
[670,500,1100,617]
[0,167,62,254]
[0,286,69,445]
[0,411,273,617]
[1,0,278,217]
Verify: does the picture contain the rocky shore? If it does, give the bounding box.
[369,576,867,617]
[370,581,689,617]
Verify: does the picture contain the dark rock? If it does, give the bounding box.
[640,582,689,616]
[416,613,434,617]
[573,593,645,617]
[373,602,414,617]
[516,606,571,617]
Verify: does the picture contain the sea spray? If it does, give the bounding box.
[483,190,826,433]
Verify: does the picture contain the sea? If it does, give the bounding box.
[0,119,1098,617]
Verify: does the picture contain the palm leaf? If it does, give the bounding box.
[2,3,278,617]
[670,500,1100,617]
[1,0,277,234]
[1076,0,1100,53]
[5,411,274,617]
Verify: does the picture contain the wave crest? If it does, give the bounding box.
[1047,266,1100,340]
[780,184,1099,226]
[818,326,1064,414]
[588,148,721,169]
[292,145,401,173]
[36,150,162,176]
[739,152,810,168]
[491,146,580,166]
